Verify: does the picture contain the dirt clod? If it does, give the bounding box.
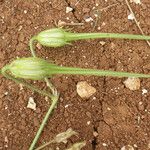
[76,81,96,99]
[124,77,140,91]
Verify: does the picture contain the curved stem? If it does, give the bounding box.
[29,94,59,150]
[68,32,150,41]
[29,36,37,57]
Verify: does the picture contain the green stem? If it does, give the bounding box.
[29,94,59,150]
[1,66,53,98]
[48,65,150,78]
[44,78,56,95]
[28,41,59,150]
[67,32,150,41]
[29,36,37,57]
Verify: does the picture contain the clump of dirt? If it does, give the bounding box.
[0,0,150,150]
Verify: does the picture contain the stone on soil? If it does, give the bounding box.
[77,81,96,98]
[124,77,140,91]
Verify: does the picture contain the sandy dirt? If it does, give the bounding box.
[0,0,150,150]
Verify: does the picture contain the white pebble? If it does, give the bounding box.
[102,143,107,147]
[4,136,8,143]
[130,0,141,4]
[18,25,23,31]
[65,104,69,108]
[142,89,148,95]
[128,13,135,20]
[57,20,66,27]
[84,17,93,22]
[66,6,73,13]
[101,22,106,26]
[93,131,98,137]
[27,97,36,111]
[5,106,8,110]
[4,92,8,95]
[93,97,96,100]
[87,121,91,125]
[45,96,49,102]
[124,77,140,91]
[133,144,138,148]
[19,84,23,90]
[107,107,111,111]
[24,10,27,14]
[97,27,101,30]
[77,81,96,99]
[99,41,106,46]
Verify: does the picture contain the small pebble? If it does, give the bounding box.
[18,25,23,31]
[101,22,106,26]
[19,84,23,90]
[124,77,140,91]
[87,121,91,125]
[97,26,101,30]
[66,6,73,13]
[36,43,42,49]
[138,101,145,111]
[57,20,66,27]
[84,16,93,22]
[65,104,69,108]
[142,89,148,95]
[27,97,36,111]
[133,144,138,148]
[4,136,8,143]
[77,81,96,99]
[130,0,141,4]
[56,147,60,150]
[4,92,8,95]
[102,143,107,147]
[128,13,134,20]
[121,145,134,150]
[107,107,111,111]
[24,10,27,14]
[93,131,98,137]
[99,41,106,46]
[93,97,96,100]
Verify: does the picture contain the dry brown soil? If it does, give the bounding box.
[0,0,150,150]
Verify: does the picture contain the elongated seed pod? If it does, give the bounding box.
[31,28,150,49]
[6,57,56,80]
[3,57,150,80]
[35,28,71,47]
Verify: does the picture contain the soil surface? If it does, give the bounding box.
[0,0,150,150]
